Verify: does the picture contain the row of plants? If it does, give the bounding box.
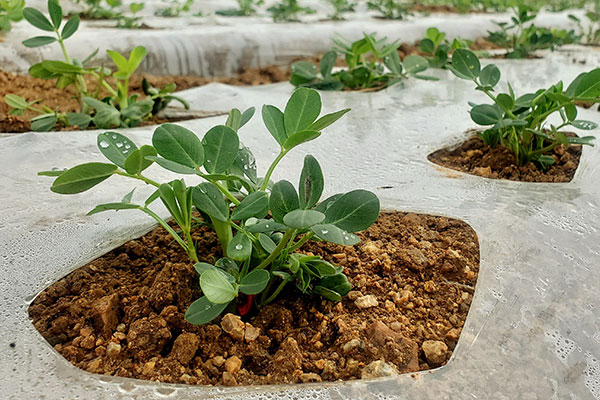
[5,0,188,131]
[9,0,597,28]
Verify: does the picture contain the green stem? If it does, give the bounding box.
[260,149,289,191]
[261,280,289,306]
[198,174,241,206]
[212,217,233,256]
[115,170,161,187]
[183,227,198,262]
[229,220,258,242]
[140,207,190,255]
[88,71,119,97]
[255,229,296,270]
[287,232,314,252]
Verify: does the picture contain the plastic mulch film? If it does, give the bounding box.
[0,5,587,76]
[1,50,600,399]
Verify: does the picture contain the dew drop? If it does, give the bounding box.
[99,140,109,148]
[265,224,270,229]
[235,244,243,250]
[111,134,117,139]
[125,144,131,149]
[116,142,123,148]
[321,229,329,235]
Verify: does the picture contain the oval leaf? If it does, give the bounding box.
[470,104,503,125]
[227,233,252,261]
[231,191,269,221]
[240,269,270,295]
[269,180,300,223]
[323,190,380,232]
[51,162,117,194]
[22,36,57,48]
[299,155,324,209]
[284,88,322,135]
[311,223,360,245]
[283,130,321,150]
[192,182,229,222]
[479,64,500,87]
[97,132,138,168]
[152,124,204,168]
[125,145,156,174]
[185,296,228,325]
[202,125,240,173]
[450,49,481,80]
[309,108,350,132]
[200,269,237,304]
[262,105,286,146]
[283,209,325,229]
[23,7,55,31]
[61,15,79,39]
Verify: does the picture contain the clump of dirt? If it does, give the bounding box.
[29,212,479,386]
[428,134,583,182]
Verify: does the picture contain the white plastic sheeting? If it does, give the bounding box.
[0,5,587,76]
[1,49,600,399]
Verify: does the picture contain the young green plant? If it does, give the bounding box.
[291,33,436,91]
[419,27,472,69]
[325,0,356,20]
[449,49,600,168]
[0,0,24,33]
[5,0,188,131]
[216,0,263,16]
[367,0,409,20]
[40,88,380,325]
[488,5,580,58]
[267,0,315,22]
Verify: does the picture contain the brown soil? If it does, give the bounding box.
[428,134,583,182]
[0,65,290,133]
[29,211,479,386]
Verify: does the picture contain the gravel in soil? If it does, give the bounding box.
[428,134,583,182]
[29,211,479,386]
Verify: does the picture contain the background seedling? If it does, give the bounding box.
[325,0,356,20]
[267,0,315,22]
[419,27,472,69]
[0,0,24,33]
[4,0,188,131]
[449,49,600,168]
[367,0,409,20]
[569,4,600,45]
[74,0,144,28]
[291,33,436,91]
[155,0,195,17]
[216,0,264,16]
[40,88,379,325]
[487,5,580,58]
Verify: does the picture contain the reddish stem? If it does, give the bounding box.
[237,294,254,316]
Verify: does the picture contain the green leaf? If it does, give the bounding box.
[225,109,242,131]
[564,104,577,121]
[22,36,56,47]
[269,180,300,223]
[319,273,352,296]
[419,38,435,55]
[496,93,514,111]
[574,68,600,98]
[192,182,229,222]
[200,269,237,304]
[40,60,83,74]
[216,258,239,278]
[125,145,156,174]
[158,183,183,223]
[227,233,252,261]
[470,104,503,125]
[284,88,322,135]
[262,105,286,146]
[4,94,29,109]
[66,112,91,128]
[240,107,255,128]
[61,15,79,39]
[323,190,380,232]
[48,0,62,29]
[31,113,57,131]
[291,61,318,81]
[246,219,287,233]
[283,209,325,229]
[298,155,323,209]
[202,125,239,173]
[320,50,337,78]
[571,120,598,130]
[311,224,360,245]
[450,49,481,80]
[23,7,54,31]
[312,286,342,302]
[315,193,343,213]
[29,63,57,79]
[87,202,139,215]
[309,108,350,131]
[479,64,501,87]
[258,233,277,253]
[107,49,129,72]
[128,46,148,72]
[145,156,197,174]
[403,55,429,75]
[38,169,67,177]
[194,262,216,275]
[152,124,204,168]
[283,130,321,150]
[565,72,586,97]
[51,162,117,194]
[231,191,269,221]
[240,269,270,295]
[97,132,138,168]
[566,135,595,145]
[185,296,228,325]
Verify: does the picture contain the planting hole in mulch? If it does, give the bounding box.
[428,134,583,183]
[28,211,480,386]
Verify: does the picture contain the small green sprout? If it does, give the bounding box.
[216,0,264,16]
[267,0,315,22]
[4,0,187,131]
[367,0,409,20]
[487,5,580,58]
[74,0,145,29]
[569,8,600,45]
[419,27,472,69]
[155,0,195,17]
[449,49,600,169]
[325,0,356,20]
[291,33,436,91]
[39,88,380,325]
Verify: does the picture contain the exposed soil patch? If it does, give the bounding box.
[428,134,583,182]
[0,65,290,133]
[29,211,479,386]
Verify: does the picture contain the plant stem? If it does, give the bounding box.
[115,170,161,187]
[183,227,198,262]
[287,232,314,252]
[140,207,190,255]
[260,148,289,191]
[212,217,233,256]
[262,280,289,305]
[88,71,119,97]
[255,229,295,270]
